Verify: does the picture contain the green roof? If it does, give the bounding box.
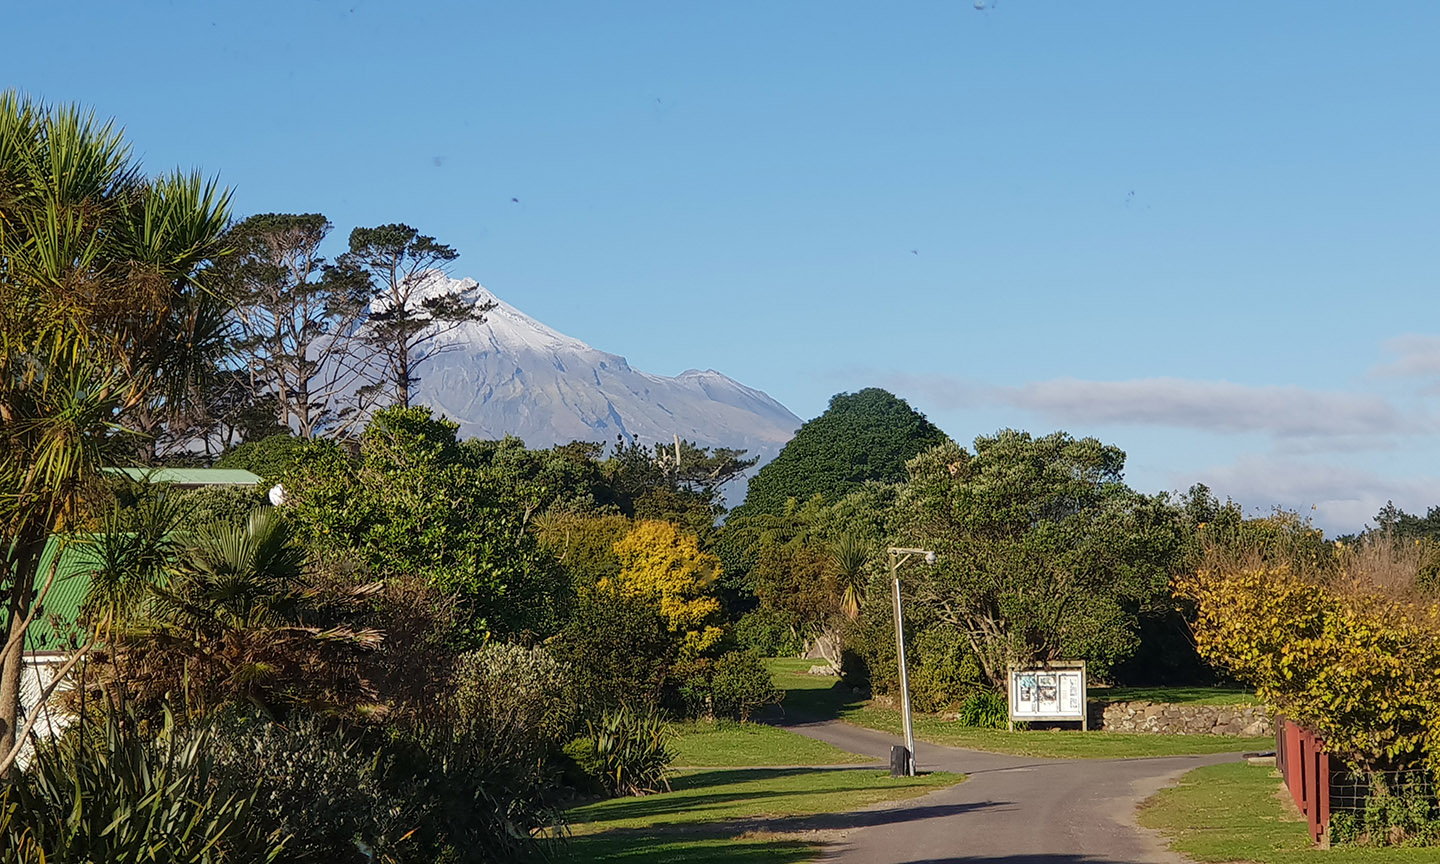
[103,467,262,486]
[18,537,101,652]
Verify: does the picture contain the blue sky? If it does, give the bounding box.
[8,1,1440,531]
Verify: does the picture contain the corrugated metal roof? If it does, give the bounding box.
[102,467,261,485]
[17,537,100,652]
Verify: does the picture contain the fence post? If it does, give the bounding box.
[1277,720,1333,847]
[1299,732,1311,816]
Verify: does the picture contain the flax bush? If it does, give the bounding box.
[956,690,1008,729]
[563,706,675,797]
[0,708,280,864]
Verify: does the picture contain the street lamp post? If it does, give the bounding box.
[888,546,935,777]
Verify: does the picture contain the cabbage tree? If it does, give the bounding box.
[0,92,231,773]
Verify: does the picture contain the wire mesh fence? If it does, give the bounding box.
[1329,766,1437,813]
[1327,763,1440,847]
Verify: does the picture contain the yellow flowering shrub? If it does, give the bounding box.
[1177,558,1440,773]
[604,520,723,656]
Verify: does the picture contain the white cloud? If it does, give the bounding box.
[892,374,1419,440]
[1373,334,1440,387]
[998,377,1413,438]
[1178,456,1440,534]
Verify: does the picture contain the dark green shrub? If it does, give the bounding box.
[552,587,678,711]
[563,707,675,797]
[711,650,783,721]
[382,715,566,863]
[1354,774,1440,847]
[1330,810,1361,845]
[209,646,578,863]
[452,642,578,758]
[956,689,1008,729]
[842,601,987,712]
[282,410,570,645]
[173,484,268,531]
[839,600,893,693]
[0,707,281,863]
[909,627,985,712]
[733,607,803,657]
[210,710,394,863]
[671,655,718,719]
[369,642,578,862]
[217,432,308,483]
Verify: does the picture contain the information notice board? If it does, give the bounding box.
[1007,661,1087,730]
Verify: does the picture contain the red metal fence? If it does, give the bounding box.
[1275,717,1330,845]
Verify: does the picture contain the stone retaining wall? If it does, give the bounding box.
[1092,700,1271,736]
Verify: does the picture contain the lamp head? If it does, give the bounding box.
[924,551,936,565]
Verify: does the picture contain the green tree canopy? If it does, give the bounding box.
[732,388,947,518]
[281,407,568,646]
[216,432,309,484]
[212,212,373,439]
[895,430,1187,685]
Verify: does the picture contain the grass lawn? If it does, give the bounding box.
[769,658,1274,760]
[1094,685,1257,706]
[564,767,961,863]
[1139,762,1436,863]
[671,719,871,767]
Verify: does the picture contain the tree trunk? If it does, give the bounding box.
[0,615,25,778]
[805,629,843,674]
[396,350,411,408]
[0,528,45,778]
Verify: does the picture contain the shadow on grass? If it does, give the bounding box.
[762,676,865,724]
[585,793,999,837]
[764,797,999,833]
[1094,686,1254,705]
[667,767,853,791]
[581,768,936,825]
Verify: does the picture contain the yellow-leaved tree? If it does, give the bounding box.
[604,520,723,656]
[1176,539,1440,776]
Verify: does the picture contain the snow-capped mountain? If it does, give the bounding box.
[407,275,801,479]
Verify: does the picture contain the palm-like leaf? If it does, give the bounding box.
[829,533,873,620]
[0,705,281,860]
[2,93,231,566]
[79,480,187,633]
[96,508,387,719]
[160,507,305,632]
[2,93,234,753]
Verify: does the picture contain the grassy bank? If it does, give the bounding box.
[1095,685,1256,706]
[1139,762,1436,863]
[671,719,871,767]
[565,767,961,863]
[769,658,1274,759]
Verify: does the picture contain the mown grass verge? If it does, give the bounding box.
[671,719,871,767]
[768,658,1274,759]
[1095,685,1257,706]
[1139,762,1436,863]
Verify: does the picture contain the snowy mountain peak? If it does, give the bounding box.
[408,274,800,478]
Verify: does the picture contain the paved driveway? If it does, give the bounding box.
[776,715,1235,864]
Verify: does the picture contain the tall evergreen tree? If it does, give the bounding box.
[732,388,948,517]
[217,213,372,439]
[339,224,493,408]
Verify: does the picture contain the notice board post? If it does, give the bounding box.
[1007,660,1087,731]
